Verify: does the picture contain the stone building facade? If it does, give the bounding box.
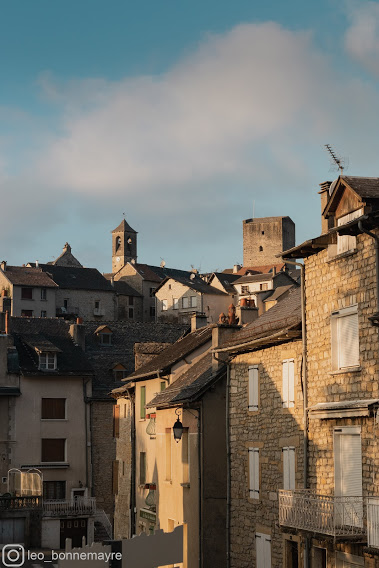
[243,216,295,267]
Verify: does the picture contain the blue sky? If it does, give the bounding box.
[1,0,379,272]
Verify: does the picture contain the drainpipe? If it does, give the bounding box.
[357,221,379,315]
[282,259,309,568]
[226,363,231,568]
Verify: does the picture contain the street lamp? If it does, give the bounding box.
[173,408,183,443]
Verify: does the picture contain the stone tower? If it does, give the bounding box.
[112,219,138,273]
[243,216,295,267]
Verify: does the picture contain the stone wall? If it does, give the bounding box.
[229,339,303,567]
[55,289,116,321]
[243,217,295,267]
[113,397,133,540]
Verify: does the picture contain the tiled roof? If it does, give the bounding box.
[112,219,137,234]
[343,176,379,199]
[131,263,194,283]
[156,274,228,296]
[216,287,301,352]
[263,285,294,303]
[124,325,213,382]
[1,266,58,288]
[11,317,93,376]
[234,273,273,285]
[147,353,224,408]
[209,273,240,293]
[222,264,285,276]
[84,321,187,397]
[37,264,114,292]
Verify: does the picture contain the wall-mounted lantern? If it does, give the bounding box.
[173,408,183,443]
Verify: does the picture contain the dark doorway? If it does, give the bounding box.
[60,518,87,548]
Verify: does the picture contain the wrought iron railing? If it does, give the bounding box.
[94,509,113,539]
[43,497,96,517]
[0,495,42,510]
[367,497,379,547]
[279,489,366,537]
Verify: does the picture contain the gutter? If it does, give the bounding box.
[212,325,301,354]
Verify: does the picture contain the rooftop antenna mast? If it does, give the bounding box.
[324,144,346,175]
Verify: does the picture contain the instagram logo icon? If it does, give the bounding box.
[2,545,25,567]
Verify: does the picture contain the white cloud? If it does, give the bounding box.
[345,1,379,76]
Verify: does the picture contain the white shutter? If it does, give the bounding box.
[338,312,359,368]
[256,533,271,567]
[249,448,259,499]
[334,429,363,527]
[282,360,289,408]
[288,360,295,407]
[283,447,296,490]
[337,210,361,254]
[248,366,259,411]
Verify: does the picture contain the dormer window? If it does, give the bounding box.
[39,352,57,371]
[95,325,113,345]
[113,363,127,381]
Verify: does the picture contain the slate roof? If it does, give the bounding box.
[84,321,187,397]
[147,353,224,408]
[222,264,285,276]
[129,263,196,284]
[105,279,142,297]
[234,273,274,285]
[155,274,228,296]
[120,325,213,384]
[11,317,93,376]
[342,176,379,199]
[1,266,58,288]
[263,285,294,303]
[36,264,114,292]
[112,219,137,234]
[206,273,240,294]
[215,286,301,352]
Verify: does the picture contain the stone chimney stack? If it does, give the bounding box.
[319,181,333,234]
[69,318,86,351]
[211,324,240,372]
[191,313,208,332]
[1,261,6,272]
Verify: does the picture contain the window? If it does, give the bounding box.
[128,307,134,319]
[140,386,146,419]
[95,301,100,309]
[43,481,66,500]
[41,439,65,462]
[39,352,57,371]
[331,305,359,370]
[337,209,362,255]
[259,246,263,252]
[248,447,259,499]
[150,306,156,317]
[21,287,33,300]
[256,533,271,567]
[334,427,363,527]
[162,299,168,311]
[99,332,112,345]
[149,288,156,297]
[165,429,172,480]
[129,295,134,305]
[173,298,179,310]
[248,366,259,411]
[140,452,146,485]
[241,285,249,294]
[113,366,127,381]
[21,310,33,317]
[283,447,295,490]
[63,299,68,309]
[41,398,66,419]
[40,310,47,318]
[260,283,268,291]
[190,296,197,308]
[115,236,121,251]
[113,405,120,438]
[282,359,295,408]
[182,297,189,308]
[40,288,47,301]
[160,381,166,391]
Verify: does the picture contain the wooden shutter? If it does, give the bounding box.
[283,447,296,490]
[249,448,259,499]
[256,533,271,567]
[113,404,120,438]
[248,366,259,411]
[338,312,359,368]
[140,386,146,419]
[41,439,65,462]
[41,398,65,419]
[288,360,295,407]
[282,361,289,408]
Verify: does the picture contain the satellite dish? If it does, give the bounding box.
[160,259,166,268]
[190,273,196,280]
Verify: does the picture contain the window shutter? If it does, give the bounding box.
[113,404,120,438]
[283,448,289,490]
[288,360,295,407]
[283,446,296,490]
[249,448,259,499]
[256,533,271,567]
[334,430,363,528]
[282,360,289,408]
[338,312,359,368]
[140,386,146,419]
[248,366,259,411]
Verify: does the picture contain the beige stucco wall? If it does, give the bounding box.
[0,273,56,317]
[229,340,303,568]
[12,375,89,497]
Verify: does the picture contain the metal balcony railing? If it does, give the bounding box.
[279,489,366,537]
[43,497,96,517]
[0,495,42,510]
[367,497,379,548]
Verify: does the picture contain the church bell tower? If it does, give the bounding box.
[111,219,138,273]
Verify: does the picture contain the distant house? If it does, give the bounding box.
[0,261,58,318]
[233,270,297,315]
[103,277,143,321]
[155,273,230,324]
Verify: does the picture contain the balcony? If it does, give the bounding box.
[43,497,96,517]
[0,495,42,510]
[279,490,366,538]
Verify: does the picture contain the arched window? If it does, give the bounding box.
[115,236,121,251]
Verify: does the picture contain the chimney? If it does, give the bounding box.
[212,323,240,372]
[236,304,259,326]
[63,243,71,253]
[233,264,241,274]
[319,181,332,234]
[69,320,85,350]
[1,261,6,272]
[272,266,277,276]
[36,260,39,268]
[191,313,208,332]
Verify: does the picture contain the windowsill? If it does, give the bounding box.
[327,249,358,263]
[21,298,34,301]
[180,483,190,488]
[41,419,67,422]
[248,409,259,414]
[329,366,361,375]
[139,418,146,422]
[36,462,69,468]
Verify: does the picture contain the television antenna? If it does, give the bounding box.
[324,144,348,174]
